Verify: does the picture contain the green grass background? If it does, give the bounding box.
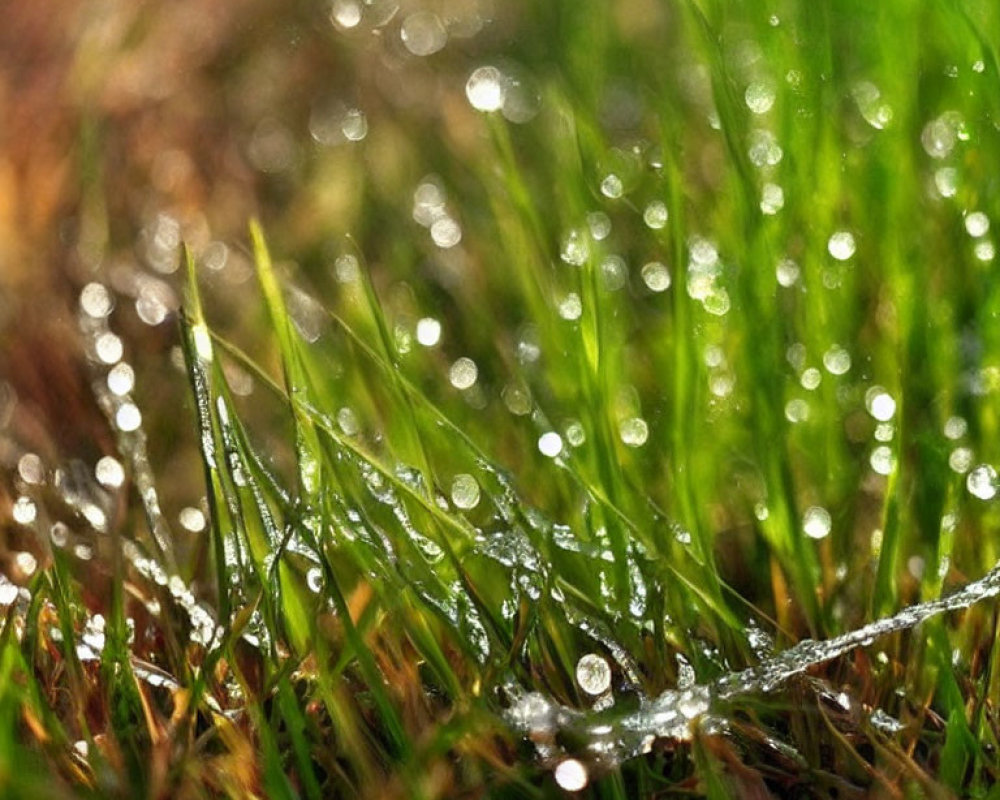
[3,0,1000,797]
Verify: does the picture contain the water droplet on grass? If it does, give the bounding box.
[538,432,563,457]
[558,293,582,320]
[600,174,624,198]
[330,0,362,29]
[865,387,896,421]
[619,417,649,447]
[823,345,851,375]
[107,362,135,396]
[935,167,958,198]
[800,368,821,390]
[95,332,123,365]
[449,357,478,389]
[948,447,973,475]
[565,421,586,447]
[586,211,611,240]
[643,201,668,229]
[430,217,462,248]
[116,403,142,432]
[870,446,894,475]
[12,496,36,525]
[827,231,856,261]
[560,228,589,266]
[975,241,995,262]
[95,456,125,488]
[760,183,784,214]
[416,317,441,346]
[17,453,44,485]
[451,473,480,509]
[967,464,997,499]
[600,255,627,291]
[306,567,323,593]
[803,506,832,539]
[785,399,809,423]
[641,262,671,292]
[466,66,505,112]
[400,11,446,56]
[944,416,967,439]
[922,114,958,158]
[576,653,612,695]
[80,283,113,318]
[776,258,800,287]
[179,507,206,532]
[965,211,990,238]
[745,80,776,114]
[554,758,589,791]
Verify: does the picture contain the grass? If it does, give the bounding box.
[4,0,1000,796]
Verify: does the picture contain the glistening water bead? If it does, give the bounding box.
[576,653,612,696]
[465,66,505,112]
[448,357,478,390]
[967,464,998,500]
[450,473,480,510]
[803,506,832,539]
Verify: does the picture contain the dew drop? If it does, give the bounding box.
[17,453,44,485]
[430,217,462,248]
[80,283,113,318]
[935,167,958,198]
[619,417,649,447]
[586,211,611,241]
[600,174,623,199]
[400,11,446,56]
[745,80,776,114]
[600,254,627,291]
[576,653,612,695]
[800,367,821,390]
[827,231,856,261]
[560,228,589,266]
[944,416,967,440]
[776,258,800,287]
[330,0,362,30]
[641,261,671,292]
[949,447,973,474]
[179,506,206,532]
[554,758,589,792]
[116,403,142,432]
[558,293,582,320]
[95,455,125,489]
[921,115,957,159]
[975,240,995,262]
[870,445,895,476]
[466,66,505,112]
[965,211,990,238]
[823,345,851,375]
[643,201,668,229]
[12,496,36,525]
[95,332,124,365]
[865,387,896,421]
[416,317,442,346]
[337,407,360,436]
[15,551,37,577]
[803,506,832,539]
[449,357,478,390]
[785,398,809,423]
[565,420,586,447]
[760,183,784,215]
[451,473,480,510]
[306,567,323,593]
[967,464,997,500]
[107,362,135,396]
[538,431,563,457]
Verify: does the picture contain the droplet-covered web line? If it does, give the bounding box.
[507,560,1000,769]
